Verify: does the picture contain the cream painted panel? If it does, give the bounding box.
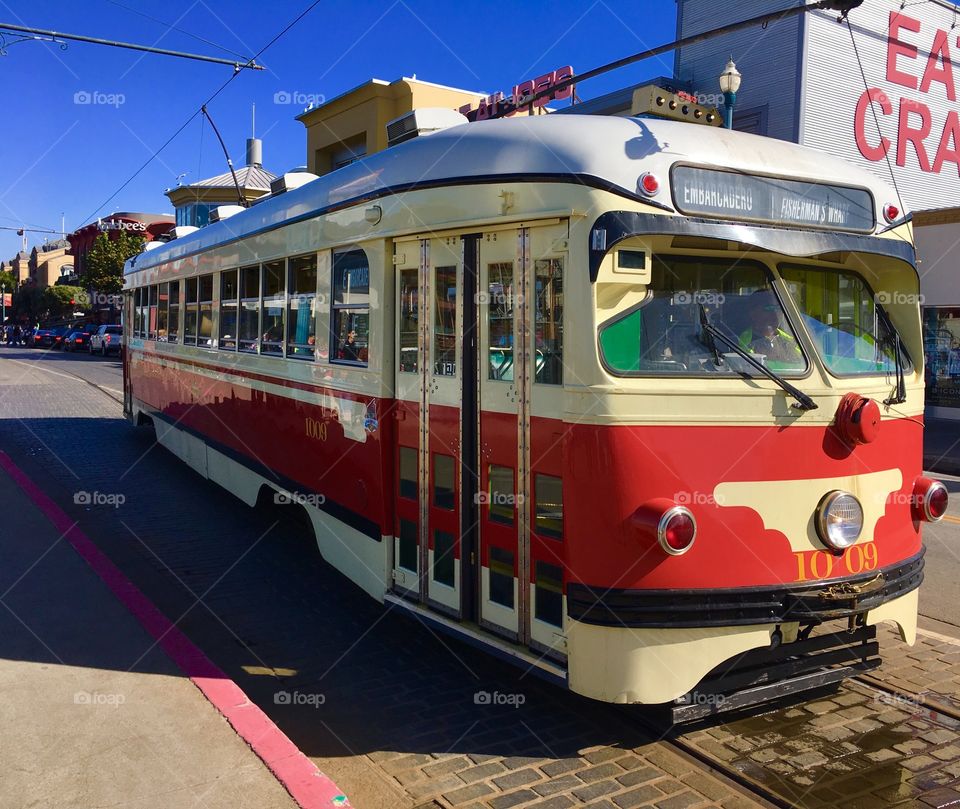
[867,589,919,646]
[714,468,903,553]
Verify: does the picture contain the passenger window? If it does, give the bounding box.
[433,530,456,587]
[168,281,180,343]
[239,266,259,353]
[433,454,455,510]
[198,274,214,347]
[489,546,515,608]
[331,249,370,365]
[487,262,515,381]
[148,285,158,340]
[434,266,457,376]
[261,260,285,355]
[487,465,515,526]
[184,277,199,345]
[534,474,563,539]
[399,447,418,500]
[157,283,169,341]
[220,270,238,350]
[399,268,418,373]
[287,254,317,359]
[534,258,563,385]
[534,561,563,627]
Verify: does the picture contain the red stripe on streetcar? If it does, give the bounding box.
[0,450,351,809]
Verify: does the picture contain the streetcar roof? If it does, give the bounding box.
[127,114,904,273]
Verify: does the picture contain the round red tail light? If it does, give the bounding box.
[914,477,949,522]
[638,172,661,197]
[883,203,900,223]
[658,506,697,555]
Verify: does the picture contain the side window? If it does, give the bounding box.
[157,283,169,341]
[287,254,318,359]
[434,266,457,376]
[261,260,285,355]
[168,280,180,343]
[220,269,238,350]
[239,266,260,353]
[133,288,143,337]
[148,285,158,340]
[398,268,418,373]
[198,274,214,347]
[488,262,515,381]
[534,473,563,540]
[331,249,369,365]
[184,277,198,346]
[534,258,563,385]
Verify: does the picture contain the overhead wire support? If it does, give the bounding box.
[0,22,263,70]
[491,0,864,118]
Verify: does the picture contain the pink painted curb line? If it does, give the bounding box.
[0,450,350,809]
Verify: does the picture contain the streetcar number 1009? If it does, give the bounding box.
[794,542,878,582]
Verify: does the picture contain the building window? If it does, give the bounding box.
[287,254,317,359]
[261,260,285,355]
[184,277,198,345]
[220,269,238,350]
[176,202,214,228]
[924,307,960,409]
[239,265,259,353]
[168,281,180,343]
[331,249,369,365]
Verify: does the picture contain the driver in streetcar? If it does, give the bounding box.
[739,290,803,366]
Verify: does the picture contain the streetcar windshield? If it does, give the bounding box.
[599,256,808,377]
[779,265,912,377]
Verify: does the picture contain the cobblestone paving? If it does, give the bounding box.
[871,624,960,714]
[0,355,746,809]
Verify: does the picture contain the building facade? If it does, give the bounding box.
[68,212,175,278]
[165,138,277,228]
[29,240,73,288]
[674,0,960,417]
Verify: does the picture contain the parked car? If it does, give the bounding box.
[31,329,54,348]
[90,325,122,356]
[50,326,72,350]
[64,329,93,353]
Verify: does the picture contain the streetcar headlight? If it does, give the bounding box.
[658,506,697,556]
[815,491,863,550]
[914,477,949,522]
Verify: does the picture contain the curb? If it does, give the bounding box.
[0,449,351,809]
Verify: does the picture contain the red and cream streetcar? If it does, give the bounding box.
[123,109,946,718]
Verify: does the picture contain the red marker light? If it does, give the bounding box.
[638,172,660,197]
[914,477,948,522]
[884,203,900,223]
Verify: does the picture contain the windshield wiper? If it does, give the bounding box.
[699,304,818,411]
[876,306,907,405]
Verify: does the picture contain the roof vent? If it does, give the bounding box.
[269,171,317,196]
[386,108,469,148]
[158,225,199,242]
[210,205,246,223]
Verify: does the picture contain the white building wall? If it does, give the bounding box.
[675,0,804,141]
[916,223,960,303]
[802,1,960,213]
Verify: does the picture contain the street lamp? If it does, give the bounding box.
[718,58,742,130]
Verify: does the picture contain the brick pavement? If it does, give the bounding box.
[870,624,960,714]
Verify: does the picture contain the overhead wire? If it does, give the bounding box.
[76,0,323,229]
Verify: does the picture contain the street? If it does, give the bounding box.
[3,345,960,809]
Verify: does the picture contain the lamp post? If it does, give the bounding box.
[718,58,742,130]
[1,283,5,328]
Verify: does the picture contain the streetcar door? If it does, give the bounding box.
[391,236,466,618]
[475,224,568,656]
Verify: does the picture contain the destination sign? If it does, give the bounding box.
[671,166,876,233]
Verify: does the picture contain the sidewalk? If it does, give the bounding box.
[924,416,960,475]
[0,454,343,809]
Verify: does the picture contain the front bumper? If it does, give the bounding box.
[567,549,924,628]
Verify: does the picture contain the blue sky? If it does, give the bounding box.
[0,0,679,259]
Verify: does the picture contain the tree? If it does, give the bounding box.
[85,231,144,295]
[12,284,43,322]
[0,270,15,291]
[41,285,88,319]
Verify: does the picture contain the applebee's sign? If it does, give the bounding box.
[459,66,573,121]
[98,219,147,233]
